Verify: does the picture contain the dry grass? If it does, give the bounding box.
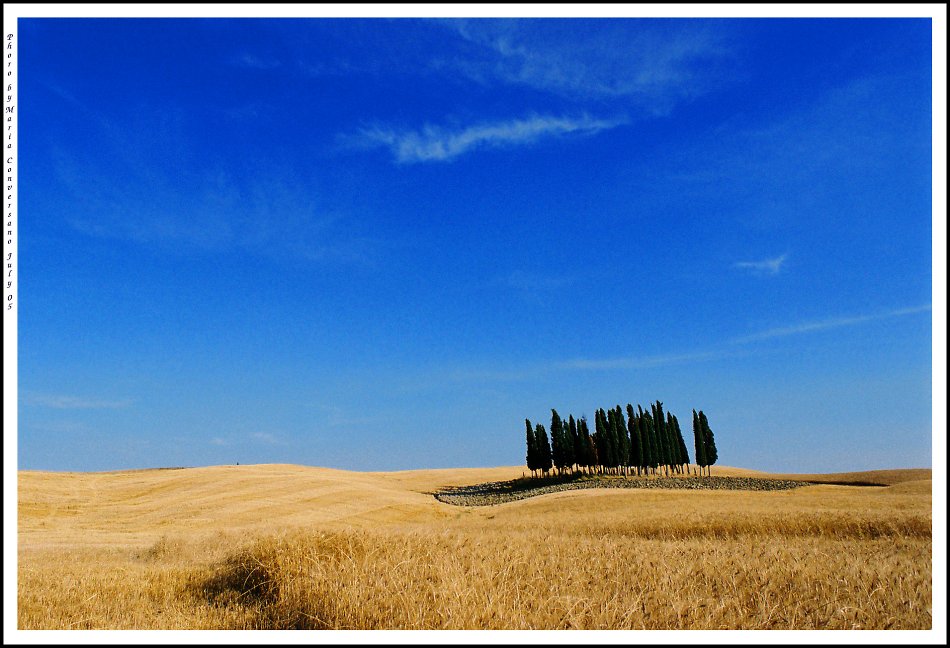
[17,464,933,630]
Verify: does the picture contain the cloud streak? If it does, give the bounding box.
[352,113,625,163]
[426,303,931,386]
[735,253,788,275]
[554,350,730,371]
[443,19,732,109]
[436,349,734,385]
[732,304,931,344]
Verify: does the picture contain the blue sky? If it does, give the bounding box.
[16,17,935,473]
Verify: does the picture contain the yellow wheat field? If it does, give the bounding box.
[17,464,932,630]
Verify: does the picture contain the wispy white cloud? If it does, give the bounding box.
[734,253,788,275]
[435,349,734,385]
[654,74,929,234]
[56,134,379,265]
[421,303,931,387]
[351,113,625,163]
[442,19,733,109]
[555,350,730,371]
[732,304,931,344]
[210,437,229,446]
[22,392,133,410]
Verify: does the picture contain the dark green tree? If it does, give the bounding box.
[568,414,581,474]
[637,405,652,475]
[561,413,575,474]
[525,418,537,477]
[597,408,617,472]
[626,404,643,476]
[652,401,670,476]
[578,416,595,474]
[550,409,565,475]
[614,405,630,475]
[693,409,707,476]
[587,433,599,472]
[607,408,620,475]
[666,411,679,472]
[671,413,689,474]
[640,408,658,475]
[535,423,552,475]
[699,410,718,476]
[594,409,608,474]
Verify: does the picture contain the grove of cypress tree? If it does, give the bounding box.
[699,410,718,476]
[626,404,643,476]
[520,405,713,479]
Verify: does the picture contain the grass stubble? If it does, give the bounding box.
[17,464,932,630]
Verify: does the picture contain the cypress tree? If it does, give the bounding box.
[651,402,662,474]
[579,416,595,474]
[562,414,575,474]
[535,423,553,476]
[652,401,670,476]
[672,413,689,473]
[699,410,718,476]
[594,409,607,474]
[603,408,619,473]
[693,409,707,476]
[550,409,565,475]
[525,418,537,477]
[640,408,657,475]
[637,405,652,475]
[607,408,620,475]
[666,411,679,472]
[626,404,643,476]
[587,433,599,472]
[614,405,630,475]
[569,414,581,474]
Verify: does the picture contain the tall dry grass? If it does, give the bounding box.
[201,527,929,630]
[16,465,933,630]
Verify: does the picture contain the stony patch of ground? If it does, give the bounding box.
[435,475,809,506]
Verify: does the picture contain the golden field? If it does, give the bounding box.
[17,463,932,630]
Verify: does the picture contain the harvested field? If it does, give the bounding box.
[17,464,933,630]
